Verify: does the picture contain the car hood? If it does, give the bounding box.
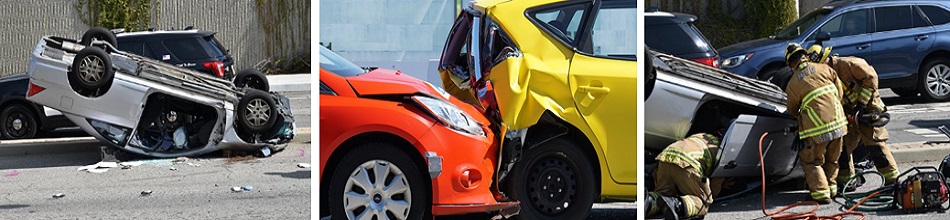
[347,68,449,99]
[718,37,785,58]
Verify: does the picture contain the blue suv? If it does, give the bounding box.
[718,0,950,101]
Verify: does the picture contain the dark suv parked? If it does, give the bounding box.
[114,28,270,91]
[718,0,950,101]
[645,9,719,68]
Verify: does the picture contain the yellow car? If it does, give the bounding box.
[439,0,636,218]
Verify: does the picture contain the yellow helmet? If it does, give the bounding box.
[784,43,806,66]
[806,45,833,63]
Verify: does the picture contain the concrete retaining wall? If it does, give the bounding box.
[0,0,310,76]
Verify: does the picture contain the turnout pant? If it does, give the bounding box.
[800,137,843,200]
[650,162,713,218]
[838,124,899,184]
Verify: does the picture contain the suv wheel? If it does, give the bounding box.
[920,58,950,101]
[234,69,270,92]
[237,89,278,135]
[759,65,792,90]
[69,47,114,97]
[508,137,596,220]
[1,104,38,139]
[81,27,117,48]
[328,143,427,220]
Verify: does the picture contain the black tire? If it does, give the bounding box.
[237,89,278,135]
[919,58,950,101]
[645,46,657,100]
[234,69,270,92]
[0,104,38,139]
[69,47,114,97]
[759,66,793,90]
[81,27,117,48]
[508,137,597,220]
[891,87,919,98]
[328,142,427,220]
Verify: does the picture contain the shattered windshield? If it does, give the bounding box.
[773,9,831,40]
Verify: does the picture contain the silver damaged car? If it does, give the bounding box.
[25,28,295,158]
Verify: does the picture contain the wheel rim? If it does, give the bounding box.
[244,98,271,127]
[525,156,577,216]
[78,55,106,85]
[343,160,412,220]
[927,64,950,97]
[5,112,29,138]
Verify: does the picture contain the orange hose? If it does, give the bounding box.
[757,132,872,220]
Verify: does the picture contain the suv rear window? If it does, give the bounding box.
[875,6,916,32]
[921,5,950,25]
[646,23,710,55]
[163,37,213,60]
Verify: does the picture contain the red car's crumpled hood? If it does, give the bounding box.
[347,68,444,97]
[346,68,491,123]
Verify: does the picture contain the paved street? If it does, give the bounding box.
[879,89,950,144]
[699,160,948,219]
[0,90,313,219]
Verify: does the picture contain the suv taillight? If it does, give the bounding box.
[202,61,225,78]
[691,56,720,68]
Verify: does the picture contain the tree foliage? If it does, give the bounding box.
[75,0,157,31]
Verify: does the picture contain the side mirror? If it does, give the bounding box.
[815,31,832,46]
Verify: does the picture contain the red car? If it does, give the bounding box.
[318,46,519,219]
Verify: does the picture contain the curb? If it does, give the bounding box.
[889,142,950,163]
[267,74,311,92]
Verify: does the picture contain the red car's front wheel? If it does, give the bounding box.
[329,142,428,220]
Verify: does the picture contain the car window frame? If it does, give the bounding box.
[814,8,871,39]
[919,4,950,26]
[872,5,920,33]
[804,8,869,41]
[583,0,637,60]
[319,81,336,96]
[524,0,636,61]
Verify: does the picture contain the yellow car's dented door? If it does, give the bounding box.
[568,0,637,184]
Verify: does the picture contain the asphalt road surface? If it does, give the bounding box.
[879,88,950,144]
[0,139,312,219]
[696,160,949,219]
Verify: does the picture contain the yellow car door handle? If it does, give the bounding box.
[579,86,610,94]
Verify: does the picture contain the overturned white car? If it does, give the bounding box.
[25,28,295,157]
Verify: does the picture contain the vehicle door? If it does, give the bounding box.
[803,9,873,60]
[869,5,935,80]
[563,0,637,184]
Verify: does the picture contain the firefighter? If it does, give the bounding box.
[784,43,847,204]
[806,45,900,191]
[645,133,721,219]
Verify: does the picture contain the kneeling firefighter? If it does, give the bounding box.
[645,133,722,219]
[806,45,899,191]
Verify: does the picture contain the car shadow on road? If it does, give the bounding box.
[908,119,950,130]
[265,170,310,179]
[708,179,810,214]
[881,95,926,106]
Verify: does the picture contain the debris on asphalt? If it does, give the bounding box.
[140,190,152,196]
[169,167,178,171]
[78,161,121,173]
[297,163,311,168]
[52,193,65,198]
[186,162,201,167]
[260,147,272,157]
[87,168,109,173]
[297,149,306,157]
[4,170,20,177]
[172,157,189,163]
[119,161,144,167]
[231,186,243,192]
[242,186,254,191]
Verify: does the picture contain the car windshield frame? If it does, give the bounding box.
[774,9,832,40]
[319,46,366,77]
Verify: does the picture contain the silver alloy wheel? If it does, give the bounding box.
[244,98,270,127]
[343,160,412,220]
[927,64,950,97]
[78,55,105,85]
[11,118,21,130]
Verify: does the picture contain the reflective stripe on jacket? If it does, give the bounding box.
[786,62,848,145]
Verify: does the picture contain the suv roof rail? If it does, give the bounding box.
[110,28,126,34]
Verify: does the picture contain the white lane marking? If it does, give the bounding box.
[906,128,940,135]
